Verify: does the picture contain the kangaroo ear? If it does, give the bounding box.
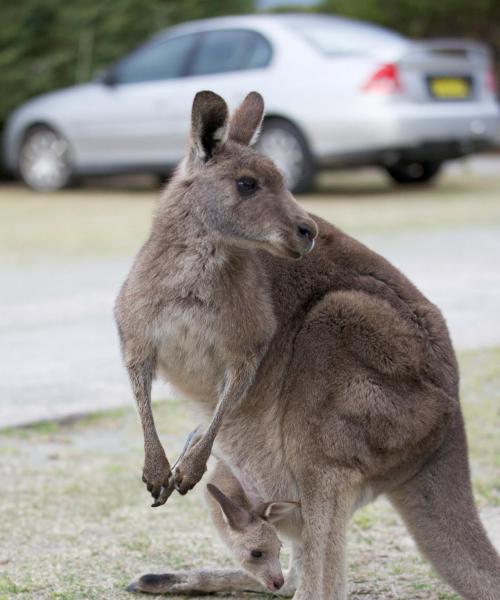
[207,484,252,531]
[255,501,298,524]
[228,91,264,146]
[190,91,229,162]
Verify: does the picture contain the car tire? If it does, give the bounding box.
[385,160,442,185]
[18,125,73,192]
[256,118,315,194]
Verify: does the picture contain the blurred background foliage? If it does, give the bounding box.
[319,0,500,51]
[0,0,499,150]
[0,0,253,138]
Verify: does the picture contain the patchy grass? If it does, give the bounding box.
[305,169,500,234]
[459,346,500,507]
[1,168,500,263]
[0,186,154,264]
[0,347,499,599]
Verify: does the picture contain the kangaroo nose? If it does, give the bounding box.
[273,576,284,590]
[297,220,318,241]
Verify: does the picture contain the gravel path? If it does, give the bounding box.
[1,225,499,427]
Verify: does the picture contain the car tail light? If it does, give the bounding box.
[363,63,402,94]
[486,66,498,94]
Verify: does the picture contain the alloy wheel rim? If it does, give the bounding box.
[257,128,304,191]
[20,129,71,191]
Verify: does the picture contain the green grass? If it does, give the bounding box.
[0,347,499,599]
[0,575,30,595]
[1,168,500,263]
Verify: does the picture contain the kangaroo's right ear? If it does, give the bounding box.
[207,483,252,531]
[255,501,299,523]
[190,91,229,163]
[228,91,264,146]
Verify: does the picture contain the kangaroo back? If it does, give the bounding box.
[389,411,500,600]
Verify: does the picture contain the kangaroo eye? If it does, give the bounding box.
[236,176,258,196]
[251,550,264,559]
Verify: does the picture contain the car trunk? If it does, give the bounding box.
[396,40,493,104]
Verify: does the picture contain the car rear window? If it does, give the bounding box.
[291,21,404,56]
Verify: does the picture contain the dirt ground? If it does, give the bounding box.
[0,345,499,600]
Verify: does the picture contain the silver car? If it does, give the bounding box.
[3,13,499,192]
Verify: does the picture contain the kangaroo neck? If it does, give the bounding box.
[150,224,263,308]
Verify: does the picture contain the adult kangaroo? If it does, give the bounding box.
[116,91,500,599]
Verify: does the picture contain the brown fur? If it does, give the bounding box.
[117,91,500,599]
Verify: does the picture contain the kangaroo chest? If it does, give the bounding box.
[155,294,275,404]
[156,302,225,401]
[152,247,278,403]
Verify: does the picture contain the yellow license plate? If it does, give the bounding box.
[429,77,471,99]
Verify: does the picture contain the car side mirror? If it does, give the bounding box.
[102,69,119,87]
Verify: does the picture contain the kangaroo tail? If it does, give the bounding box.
[388,411,500,600]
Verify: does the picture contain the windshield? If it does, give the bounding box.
[290,18,405,56]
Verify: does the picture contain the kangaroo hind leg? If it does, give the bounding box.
[388,414,500,600]
[127,568,264,595]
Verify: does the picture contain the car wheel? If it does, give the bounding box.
[256,118,315,194]
[18,125,73,191]
[385,160,442,185]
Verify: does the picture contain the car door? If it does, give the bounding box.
[182,28,274,114]
[137,27,275,163]
[73,32,200,168]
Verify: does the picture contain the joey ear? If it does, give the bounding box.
[190,90,229,162]
[228,91,264,146]
[255,501,299,524]
[207,484,252,531]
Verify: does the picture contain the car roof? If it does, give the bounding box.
[152,12,406,44]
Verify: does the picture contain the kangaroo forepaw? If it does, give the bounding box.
[150,426,205,504]
[173,444,209,495]
[172,427,209,495]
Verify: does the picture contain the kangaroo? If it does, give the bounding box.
[116,90,500,599]
[130,457,298,596]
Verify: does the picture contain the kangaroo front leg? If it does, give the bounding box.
[127,568,265,595]
[173,361,257,495]
[127,357,173,506]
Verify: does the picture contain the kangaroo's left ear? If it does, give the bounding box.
[207,484,253,531]
[255,501,299,524]
[228,91,265,146]
[190,90,229,162]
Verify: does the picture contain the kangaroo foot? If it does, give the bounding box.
[127,572,186,594]
[127,568,266,595]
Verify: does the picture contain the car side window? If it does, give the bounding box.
[112,34,196,84]
[188,29,272,76]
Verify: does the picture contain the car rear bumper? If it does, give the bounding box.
[392,102,500,145]
[312,100,500,167]
[317,138,495,169]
